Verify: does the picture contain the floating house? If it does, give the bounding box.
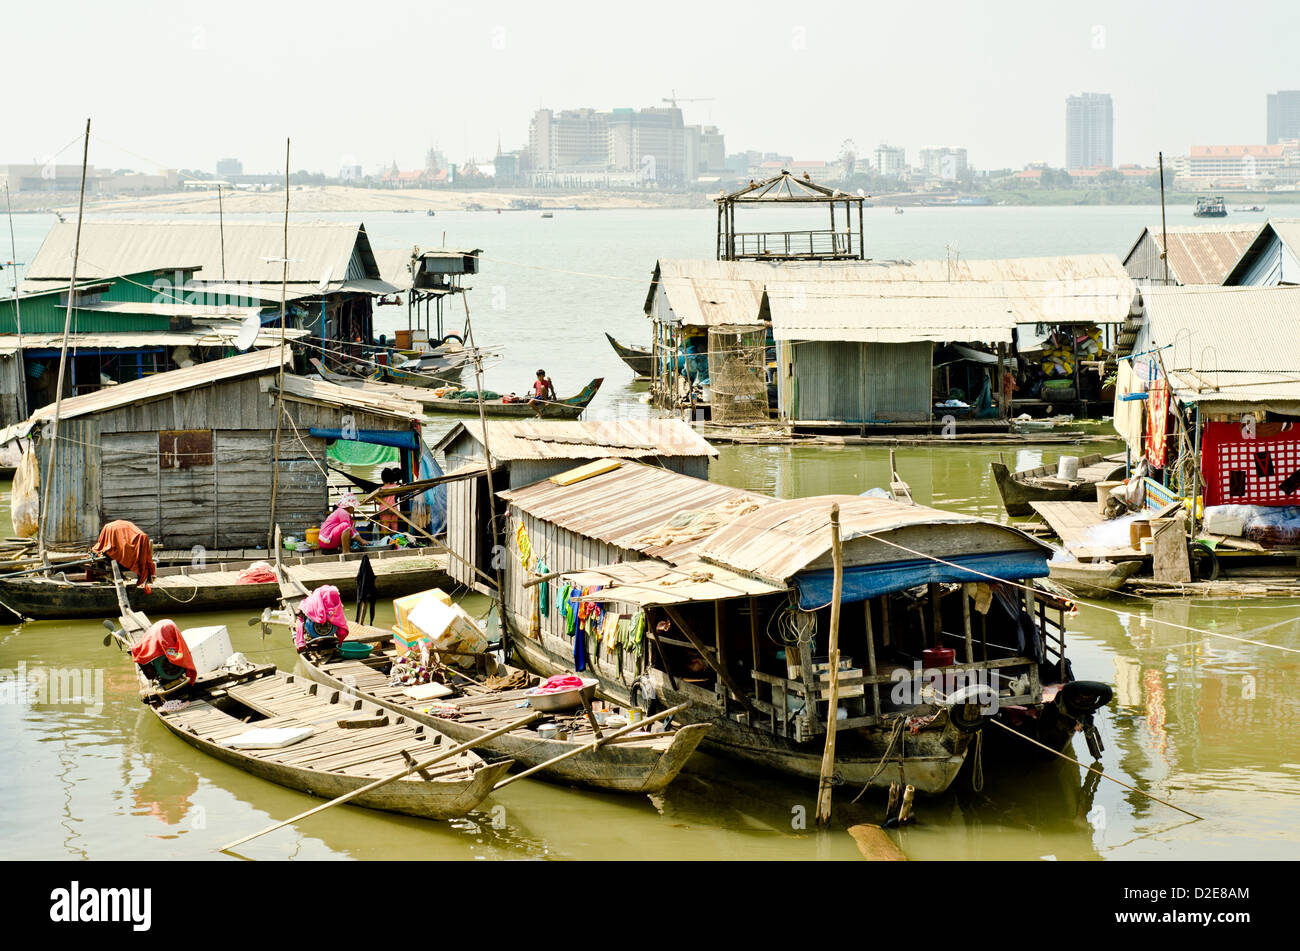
[374,246,482,348]
[433,419,717,591]
[494,459,1077,793]
[1222,219,1300,286]
[1121,223,1261,287]
[18,349,425,550]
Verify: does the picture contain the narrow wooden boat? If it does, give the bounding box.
[420,378,603,419]
[271,563,708,793]
[1047,559,1141,599]
[299,646,709,794]
[990,452,1126,517]
[0,549,451,621]
[604,332,652,379]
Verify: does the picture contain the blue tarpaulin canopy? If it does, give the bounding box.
[792,550,1048,611]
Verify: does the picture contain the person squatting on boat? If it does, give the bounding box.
[317,493,362,552]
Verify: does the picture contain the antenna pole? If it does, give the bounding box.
[267,138,290,551]
[4,184,27,420]
[38,118,90,565]
[1158,151,1170,286]
[218,184,226,282]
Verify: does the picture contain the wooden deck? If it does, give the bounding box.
[1028,501,1145,562]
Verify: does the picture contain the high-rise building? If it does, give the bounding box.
[528,108,611,171]
[918,147,968,180]
[1267,91,1300,145]
[1065,93,1113,169]
[874,144,905,176]
[216,157,243,177]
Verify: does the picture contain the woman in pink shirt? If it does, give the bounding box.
[317,493,360,552]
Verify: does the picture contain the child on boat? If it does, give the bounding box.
[376,467,402,534]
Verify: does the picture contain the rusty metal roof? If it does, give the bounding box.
[434,419,717,462]
[563,558,787,606]
[695,495,1050,585]
[499,460,770,563]
[1123,224,1262,285]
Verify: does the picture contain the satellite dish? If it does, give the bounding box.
[317,265,333,293]
[856,188,866,198]
[235,311,261,351]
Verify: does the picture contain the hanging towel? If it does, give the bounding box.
[515,524,533,567]
[537,560,550,615]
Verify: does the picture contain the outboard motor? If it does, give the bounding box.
[1057,680,1113,759]
[944,683,1000,734]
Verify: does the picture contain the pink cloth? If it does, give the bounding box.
[293,585,350,650]
[533,674,586,694]
[316,507,355,549]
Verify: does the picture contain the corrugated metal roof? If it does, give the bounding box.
[0,328,305,354]
[276,374,423,419]
[27,349,291,423]
[499,460,770,563]
[695,495,1050,585]
[765,281,1016,343]
[435,419,717,461]
[648,255,1134,327]
[373,249,417,291]
[1223,218,1300,285]
[25,220,382,286]
[563,558,787,606]
[1135,286,1300,409]
[1122,224,1261,285]
[75,301,265,320]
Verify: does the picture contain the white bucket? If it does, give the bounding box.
[1057,456,1080,480]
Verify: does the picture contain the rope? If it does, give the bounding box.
[849,715,906,803]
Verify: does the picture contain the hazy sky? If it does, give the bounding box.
[6,0,1298,175]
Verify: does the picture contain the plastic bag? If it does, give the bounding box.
[11,446,39,538]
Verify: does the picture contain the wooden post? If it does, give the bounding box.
[816,504,843,827]
[864,597,880,720]
[663,606,756,717]
[881,596,891,648]
[748,596,759,672]
[714,599,728,709]
[928,582,941,647]
[961,583,974,664]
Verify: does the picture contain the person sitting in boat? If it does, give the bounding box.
[317,493,362,552]
[528,369,557,417]
[293,584,349,653]
[376,467,402,534]
[130,619,197,691]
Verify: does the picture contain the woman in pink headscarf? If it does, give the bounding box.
[317,492,360,552]
[294,585,350,651]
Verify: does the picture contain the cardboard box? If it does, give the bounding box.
[393,589,452,637]
[407,599,488,669]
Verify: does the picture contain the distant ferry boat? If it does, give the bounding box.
[1234,205,1265,213]
[1194,196,1227,217]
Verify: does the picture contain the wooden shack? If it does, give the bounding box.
[26,348,423,550]
[433,419,717,591]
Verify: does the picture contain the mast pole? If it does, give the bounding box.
[267,138,290,550]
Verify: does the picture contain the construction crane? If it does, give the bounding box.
[662,89,713,108]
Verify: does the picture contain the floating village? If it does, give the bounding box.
[2,164,1298,860]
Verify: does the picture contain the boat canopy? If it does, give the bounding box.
[791,550,1049,611]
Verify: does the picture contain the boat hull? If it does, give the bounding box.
[604,333,653,378]
[1047,560,1141,599]
[298,652,710,794]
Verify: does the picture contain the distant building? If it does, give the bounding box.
[527,106,722,183]
[1065,93,1113,170]
[0,164,107,193]
[1183,145,1286,184]
[215,158,243,177]
[1267,91,1300,144]
[339,164,364,181]
[874,144,905,176]
[918,147,968,180]
[528,108,611,171]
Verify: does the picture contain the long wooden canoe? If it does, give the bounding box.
[0,549,452,621]
[419,378,603,419]
[300,647,709,794]
[991,452,1126,517]
[605,333,652,379]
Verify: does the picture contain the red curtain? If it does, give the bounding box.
[1200,421,1300,506]
[1146,379,1169,467]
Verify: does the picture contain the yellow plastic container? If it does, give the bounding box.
[305,526,321,547]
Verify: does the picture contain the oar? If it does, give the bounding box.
[493,701,690,791]
[0,555,96,580]
[217,709,542,855]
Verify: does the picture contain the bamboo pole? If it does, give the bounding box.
[864,598,880,720]
[493,702,690,790]
[218,710,541,854]
[267,138,290,551]
[815,503,843,826]
[961,583,974,663]
[4,184,27,421]
[37,119,90,567]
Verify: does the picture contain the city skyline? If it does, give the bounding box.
[4,0,1298,176]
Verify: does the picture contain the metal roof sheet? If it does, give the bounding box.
[563,558,787,606]
[372,249,417,291]
[25,220,382,286]
[1135,286,1300,409]
[1223,218,1300,285]
[1122,224,1261,285]
[695,495,1050,585]
[765,281,1017,343]
[0,328,305,355]
[499,460,770,563]
[27,348,291,423]
[275,374,423,419]
[435,419,717,461]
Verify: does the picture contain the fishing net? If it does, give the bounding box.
[707,325,770,426]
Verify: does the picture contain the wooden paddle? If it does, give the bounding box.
[217,710,541,855]
[493,701,690,791]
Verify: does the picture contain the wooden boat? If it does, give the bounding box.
[0,548,451,621]
[372,347,471,389]
[270,564,708,793]
[990,452,1127,517]
[1047,559,1141,599]
[420,378,603,419]
[299,645,709,794]
[111,596,510,821]
[604,333,652,379]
